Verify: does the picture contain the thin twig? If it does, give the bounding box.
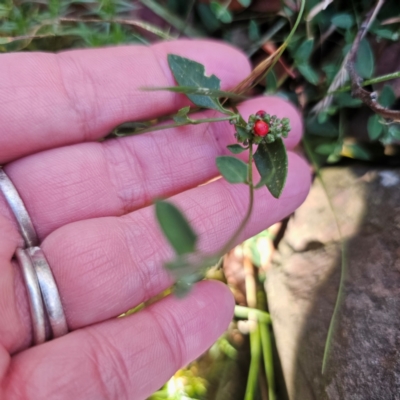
[346,0,400,122]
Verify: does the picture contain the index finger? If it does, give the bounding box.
[0,40,251,163]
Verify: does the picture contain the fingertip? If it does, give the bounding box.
[149,280,235,365]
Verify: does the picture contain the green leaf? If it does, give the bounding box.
[294,39,314,64]
[342,143,372,160]
[167,54,227,113]
[155,200,197,256]
[238,0,251,6]
[379,84,396,108]
[265,70,278,94]
[372,27,399,41]
[196,3,221,33]
[297,63,319,85]
[227,144,247,154]
[315,142,337,155]
[236,125,251,141]
[331,13,355,29]
[248,19,260,41]
[173,106,191,124]
[210,2,232,23]
[334,92,362,107]
[216,156,248,184]
[174,280,193,298]
[367,114,383,140]
[306,116,338,138]
[356,39,374,79]
[388,124,400,140]
[254,139,288,198]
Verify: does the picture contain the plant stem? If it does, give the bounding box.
[331,71,400,94]
[302,137,347,375]
[218,141,254,256]
[115,115,237,136]
[234,305,271,324]
[245,322,261,400]
[190,116,236,124]
[260,321,276,400]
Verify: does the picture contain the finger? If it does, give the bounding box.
[0,39,250,163]
[4,97,302,239]
[6,152,310,352]
[0,216,31,352]
[4,281,234,400]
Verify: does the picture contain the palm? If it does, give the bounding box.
[0,40,309,399]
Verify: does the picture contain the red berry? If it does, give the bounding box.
[256,110,266,117]
[254,120,269,136]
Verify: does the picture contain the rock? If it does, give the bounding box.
[266,166,400,400]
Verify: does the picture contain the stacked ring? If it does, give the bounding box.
[0,167,68,345]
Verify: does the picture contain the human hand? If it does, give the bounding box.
[0,40,310,399]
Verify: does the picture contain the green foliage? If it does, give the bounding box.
[155,200,198,256]
[379,85,396,108]
[210,1,232,24]
[168,54,229,113]
[227,144,248,154]
[254,139,288,198]
[293,39,319,85]
[216,156,248,184]
[367,114,383,140]
[248,20,260,41]
[356,39,374,79]
[173,106,191,124]
[331,13,355,29]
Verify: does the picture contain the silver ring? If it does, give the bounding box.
[15,248,47,345]
[28,247,68,338]
[0,168,39,248]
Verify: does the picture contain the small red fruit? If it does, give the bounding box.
[254,120,269,136]
[256,110,266,117]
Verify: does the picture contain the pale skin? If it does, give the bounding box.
[0,40,311,399]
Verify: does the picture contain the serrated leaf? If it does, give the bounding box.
[356,39,374,79]
[168,54,227,113]
[367,114,383,140]
[216,156,248,184]
[254,139,288,198]
[227,144,247,154]
[379,85,396,108]
[155,200,197,256]
[331,13,355,29]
